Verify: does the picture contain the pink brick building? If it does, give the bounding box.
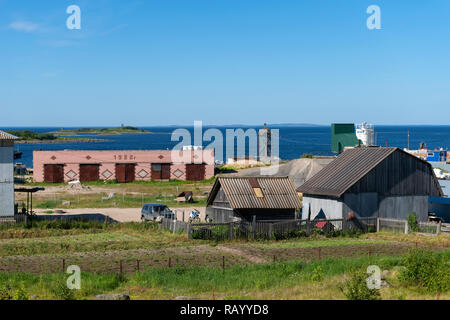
[33,150,215,183]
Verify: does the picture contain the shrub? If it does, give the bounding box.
[310,265,323,282]
[407,212,419,233]
[50,280,75,300]
[12,284,28,300]
[0,283,28,300]
[399,249,450,292]
[0,285,13,300]
[340,269,381,300]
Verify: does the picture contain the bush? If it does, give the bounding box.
[12,284,28,300]
[400,249,450,292]
[407,212,419,233]
[340,269,381,300]
[51,280,75,300]
[310,265,323,282]
[0,283,28,300]
[0,285,13,300]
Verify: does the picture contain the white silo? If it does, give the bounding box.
[355,122,375,146]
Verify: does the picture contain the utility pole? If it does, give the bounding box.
[408,130,410,150]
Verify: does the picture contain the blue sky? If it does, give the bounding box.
[1,0,450,126]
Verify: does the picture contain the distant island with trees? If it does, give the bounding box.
[7,130,107,144]
[51,126,150,136]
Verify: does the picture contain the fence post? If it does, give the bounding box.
[268,223,273,240]
[187,224,192,239]
[404,220,409,234]
[376,218,380,232]
[222,256,225,274]
[342,218,345,232]
[228,222,233,241]
[252,215,256,240]
[437,221,442,235]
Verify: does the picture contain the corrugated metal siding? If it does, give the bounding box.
[209,176,301,209]
[302,195,343,220]
[297,147,442,197]
[0,145,14,217]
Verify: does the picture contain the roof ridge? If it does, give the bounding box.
[297,147,398,197]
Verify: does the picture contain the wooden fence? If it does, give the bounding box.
[377,217,442,235]
[184,217,378,241]
[160,218,189,234]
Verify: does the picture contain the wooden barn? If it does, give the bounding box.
[297,147,443,222]
[206,176,302,222]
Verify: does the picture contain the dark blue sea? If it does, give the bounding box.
[6,125,450,168]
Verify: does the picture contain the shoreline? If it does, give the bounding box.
[15,138,108,144]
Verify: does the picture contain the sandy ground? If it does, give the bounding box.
[35,207,206,223]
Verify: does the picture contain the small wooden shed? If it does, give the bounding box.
[206,176,302,222]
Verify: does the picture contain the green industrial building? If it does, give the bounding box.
[331,124,360,154]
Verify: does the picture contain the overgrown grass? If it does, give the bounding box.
[0,221,197,255]
[129,255,402,293]
[363,231,450,248]
[250,238,386,249]
[0,272,125,300]
[0,255,406,300]
[1,248,448,300]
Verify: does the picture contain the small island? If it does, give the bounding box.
[7,130,107,144]
[51,126,150,136]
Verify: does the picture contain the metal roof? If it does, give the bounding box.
[207,176,302,209]
[297,147,442,198]
[0,130,18,140]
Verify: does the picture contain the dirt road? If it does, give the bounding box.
[35,207,206,223]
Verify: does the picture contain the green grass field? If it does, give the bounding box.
[0,221,448,300]
[16,179,216,209]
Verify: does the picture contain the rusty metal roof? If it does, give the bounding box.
[0,130,18,140]
[207,176,302,209]
[297,147,405,198]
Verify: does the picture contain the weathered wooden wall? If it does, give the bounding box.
[347,151,441,196]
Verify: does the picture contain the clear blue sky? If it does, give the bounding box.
[1,0,450,126]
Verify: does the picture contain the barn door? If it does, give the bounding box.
[151,164,162,180]
[186,164,206,181]
[44,164,64,183]
[161,164,171,180]
[115,164,135,183]
[79,164,100,182]
[151,164,171,180]
[125,164,135,183]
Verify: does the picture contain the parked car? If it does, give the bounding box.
[141,203,176,221]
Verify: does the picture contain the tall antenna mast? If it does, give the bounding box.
[407,130,410,150]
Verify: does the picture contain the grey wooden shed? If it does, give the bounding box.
[206,176,302,222]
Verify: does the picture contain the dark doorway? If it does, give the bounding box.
[151,163,171,180]
[43,164,64,183]
[79,164,100,182]
[115,164,136,183]
[186,164,206,181]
